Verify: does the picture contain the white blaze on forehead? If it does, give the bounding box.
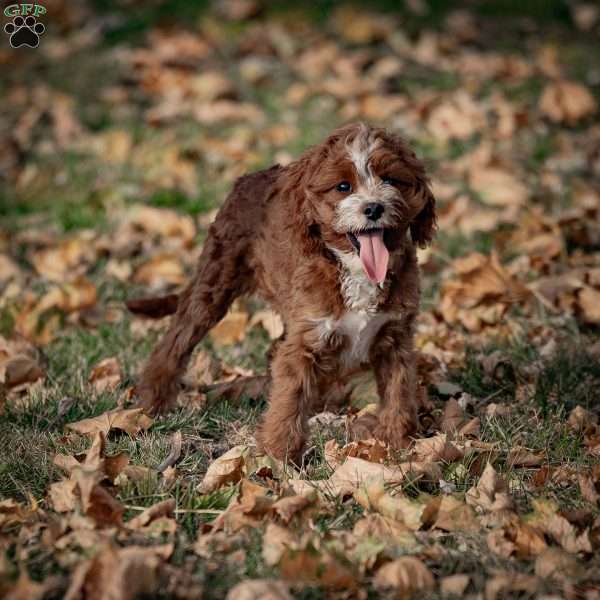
[345,124,382,185]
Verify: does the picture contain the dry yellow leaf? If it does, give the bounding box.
[133,254,186,289]
[428,91,486,142]
[89,357,122,393]
[433,495,480,532]
[64,543,172,600]
[271,495,313,524]
[248,309,284,340]
[567,405,597,431]
[227,579,292,600]
[466,463,514,513]
[31,238,96,282]
[373,556,434,596]
[197,445,248,493]
[128,206,196,242]
[578,286,600,324]
[411,433,464,463]
[279,542,356,589]
[66,408,153,437]
[539,80,597,124]
[262,522,295,567]
[355,478,434,530]
[484,572,538,600]
[469,167,529,207]
[441,574,470,597]
[210,309,249,346]
[126,499,176,531]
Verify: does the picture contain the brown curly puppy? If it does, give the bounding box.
[132,123,436,463]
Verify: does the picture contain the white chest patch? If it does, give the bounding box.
[318,310,393,369]
[315,250,396,370]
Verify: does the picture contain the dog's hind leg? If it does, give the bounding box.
[136,225,253,414]
[133,168,281,414]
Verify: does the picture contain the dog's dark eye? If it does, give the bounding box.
[336,181,352,193]
[382,176,400,186]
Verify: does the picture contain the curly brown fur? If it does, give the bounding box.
[133,123,436,463]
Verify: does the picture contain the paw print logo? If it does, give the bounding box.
[5,15,45,48]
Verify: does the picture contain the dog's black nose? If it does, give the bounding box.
[364,202,384,221]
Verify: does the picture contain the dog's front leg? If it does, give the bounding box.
[369,319,418,450]
[256,335,317,464]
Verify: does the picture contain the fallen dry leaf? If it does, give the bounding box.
[487,520,547,558]
[568,405,597,431]
[539,80,597,124]
[324,438,388,468]
[470,167,529,207]
[526,498,593,554]
[14,279,98,344]
[355,478,434,530]
[197,445,249,493]
[3,356,44,389]
[88,357,122,393]
[127,499,176,531]
[209,308,249,346]
[226,579,292,600]
[411,433,464,463]
[507,446,545,467]
[330,5,391,44]
[262,522,295,567]
[466,463,514,513]
[127,206,196,243]
[133,254,186,290]
[248,309,284,340]
[579,472,600,506]
[440,574,470,597]
[0,497,40,529]
[484,572,538,600]
[31,238,96,282]
[373,556,435,596]
[577,286,600,324]
[271,494,313,524]
[427,91,486,142]
[433,495,480,532]
[48,479,78,513]
[278,540,356,589]
[440,252,530,331]
[535,547,583,581]
[439,397,464,433]
[66,408,153,437]
[311,455,441,498]
[352,513,418,550]
[64,543,172,600]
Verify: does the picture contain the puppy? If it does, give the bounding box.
[132,123,436,463]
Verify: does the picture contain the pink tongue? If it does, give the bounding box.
[356,230,389,284]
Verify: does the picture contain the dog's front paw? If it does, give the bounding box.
[255,426,305,465]
[373,422,414,451]
[135,377,178,415]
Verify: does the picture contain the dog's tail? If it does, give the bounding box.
[126,293,180,319]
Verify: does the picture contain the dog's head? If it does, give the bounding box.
[289,122,436,283]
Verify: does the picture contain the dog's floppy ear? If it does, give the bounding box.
[410,183,437,248]
[280,155,322,256]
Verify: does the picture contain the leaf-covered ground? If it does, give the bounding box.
[1,1,600,598]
